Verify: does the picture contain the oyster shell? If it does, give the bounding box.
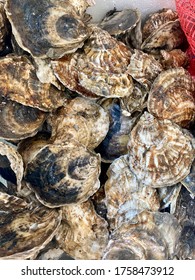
[0,191,62,259]
[160,49,189,69]
[0,55,66,111]
[127,49,163,90]
[147,68,195,127]
[0,141,23,191]
[0,96,47,141]
[24,141,101,207]
[0,1,9,53]
[105,155,160,231]
[52,26,134,98]
[56,200,109,260]
[174,187,195,260]
[5,0,92,59]
[181,159,195,195]
[128,112,195,187]
[103,210,181,260]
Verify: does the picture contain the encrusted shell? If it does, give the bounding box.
[128,112,195,187]
[24,141,101,207]
[0,191,62,259]
[0,96,47,141]
[147,68,195,127]
[0,141,23,191]
[160,49,189,69]
[56,200,109,260]
[174,187,195,260]
[0,55,66,111]
[99,8,142,49]
[5,0,91,59]
[103,210,181,260]
[52,26,134,98]
[181,159,195,195]
[97,98,139,162]
[104,155,160,231]
[127,49,163,90]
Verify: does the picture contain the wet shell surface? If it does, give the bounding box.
[5,0,92,59]
[0,141,23,191]
[104,155,160,230]
[128,112,195,187]
[24,142,101,207]
[0,55,66,111]
[103,210,181,260]
[56,200,109,260]
[0,191,62,259]
[147,68,195,127]
[0,96,47,141]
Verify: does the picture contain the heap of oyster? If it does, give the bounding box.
[0,1,195,260]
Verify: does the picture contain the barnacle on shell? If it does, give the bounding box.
[56,200,109,260]
[147,68,195,127]
[128,112,195,188]
[52,26,134,98]
[0,55,66,111]
[0,191,62,259]
[0,96,47,141]
[5,0,92,59]
[104,155,160,230]
[24,141,101,207]
[127,49,163,90]
[103,210,181,260]
[0,141,23,191]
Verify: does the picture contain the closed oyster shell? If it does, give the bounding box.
[24,141,101,207]
[0,141,23,191]
[56,200,109,260]
[147,68,195,127]
[105,155,160,230]
[128,112,195,187]
[103,211,181,260]
[5,0,91,58]
[127,49,163,90]
[0,191,62,259]
[0,96,47,141]
[0,55,66,111]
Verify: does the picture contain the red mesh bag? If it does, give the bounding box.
[176,0,195,77]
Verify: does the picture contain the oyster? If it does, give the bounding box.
[181,159,195,195]
[147,68,195,127]
[0,191,62,259]
[5,0,93,59]
[174,187,195,260]
[0,55,66,111]
[103,210,181,260]
[127,49,163,90]
[0,141,23,191]
[0,96,47,141]
[128,112,195,188]
[56,200,109,260]
[105,155,160,231]
[52,26,134,98]
[99,8,142,49]
[24,141,101,207]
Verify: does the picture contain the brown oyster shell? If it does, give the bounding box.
[105,155,160,231]
[160,49,189,69]
[24,141,101,207]
[181,159,195,195]
[0,1,9,52]
[52,26,134,98]
[147,68,195,127]
[56,200,109,260]
[0,55,66,111]
[5,0,91,59]
[174,187,195,260]
[0,96,47,141]
[103,210,181,260]
[99,8,142,49]
[128,112,195,188]
[0,191,62,259]
[49,97,110,150]
[97,98,139,162]
[0,141,23,191]
[127,49,163,90]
